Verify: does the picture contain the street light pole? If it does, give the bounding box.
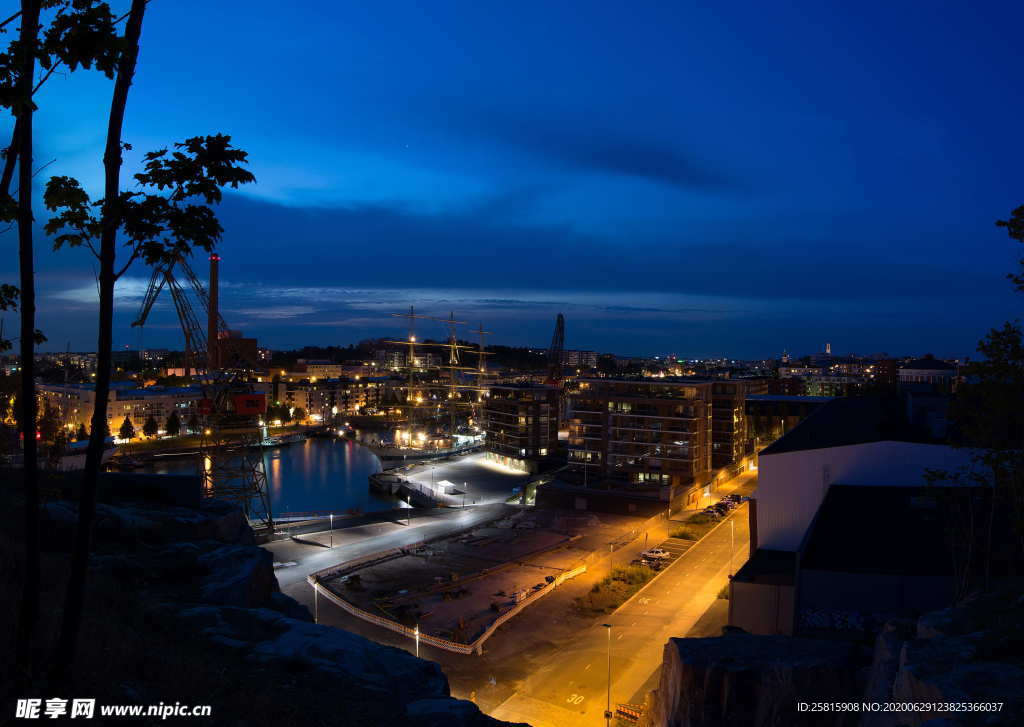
[603,623,613,727]
[329,513,334,549]
[414,624,420,659]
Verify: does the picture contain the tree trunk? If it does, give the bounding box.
[50,0,147,686]
[13,0,41,682]
[1,115,23,196]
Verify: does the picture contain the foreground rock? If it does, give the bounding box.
[40,496,514,727]
[639,633,859,727]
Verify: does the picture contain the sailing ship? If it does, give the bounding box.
[364,307,491,462]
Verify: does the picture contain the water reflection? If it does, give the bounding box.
[143,438,389,515]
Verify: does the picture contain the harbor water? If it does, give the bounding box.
[142,437,395,515]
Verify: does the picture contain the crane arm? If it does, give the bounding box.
[131,261,174,328]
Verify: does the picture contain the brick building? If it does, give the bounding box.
[567,378,715,506]
[483,383,559,473]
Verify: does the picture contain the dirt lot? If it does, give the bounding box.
[322,509,604,642]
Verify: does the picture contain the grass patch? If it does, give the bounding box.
[671,512,722,541]
[573,565,656,615]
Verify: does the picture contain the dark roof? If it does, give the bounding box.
[758,395,937,456]
[733,548,796,585]
[901,357,956,371]
[800,485,958,576]
[747,394,833,404]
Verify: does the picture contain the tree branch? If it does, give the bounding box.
[0,10,22,30]
[113,247,139,279]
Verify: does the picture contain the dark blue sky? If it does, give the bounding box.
[10,0,1024,357]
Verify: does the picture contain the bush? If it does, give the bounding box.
[671,512,721,541]
[574,565,656,615]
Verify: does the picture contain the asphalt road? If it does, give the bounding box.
[401,452,532,506]
[265,503,513,593]
[490,502,751,727]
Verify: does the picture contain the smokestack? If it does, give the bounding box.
[208,253,220,370]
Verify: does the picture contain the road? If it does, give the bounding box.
[400,452,532,506]
[489,502,751,727]
[264,503,513,594]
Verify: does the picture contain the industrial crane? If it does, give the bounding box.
[131,253,248,374]
[131,253,272,532]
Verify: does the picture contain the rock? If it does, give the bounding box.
[197,544,277,608]
[267,592,313,621]
[860,620,915,727]
[177,606,450,699]
[41,498,255,548]
[889,634,1024,726]
[639,634,859,727]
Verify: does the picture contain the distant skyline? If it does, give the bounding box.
[5,0,1023,357]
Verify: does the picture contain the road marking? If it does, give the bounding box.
[584,664,591,671]
[617,633,624,640]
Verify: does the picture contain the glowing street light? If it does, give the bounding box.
[414,624,420,658]
[329,513,334,549]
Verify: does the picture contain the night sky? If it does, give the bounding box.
[10,0,1024,358]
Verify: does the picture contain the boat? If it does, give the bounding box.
[254,431,307,448]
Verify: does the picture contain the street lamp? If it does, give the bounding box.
[414,624,420,659]
[329,513,334,549]
[603,623,613,727]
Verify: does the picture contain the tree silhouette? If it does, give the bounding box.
[118,416,134,441]
[37,399,58,442]
[2,0,121,682]
[186,412,200,435]
[292,407,306,423]
[75,423,88,442]
[43,0,254,682]
[165,410,180,436]
[142,414,158,438]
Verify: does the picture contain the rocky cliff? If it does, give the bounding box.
[39,495,516,726]
[638,633,859,727]
[861,588,1024,727]
[638,588,1023,727]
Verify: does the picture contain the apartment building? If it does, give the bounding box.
[710,378,767,470]
[562,349,599,370]
[271,376,387,421]
[567,378,714,505]
[37,382,201,435]
[483,383,559,473]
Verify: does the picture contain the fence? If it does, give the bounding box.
[307,542,588,656]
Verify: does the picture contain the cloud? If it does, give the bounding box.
[226,305,318,319]
[503,123,735,192]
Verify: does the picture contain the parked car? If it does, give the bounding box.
[641,547,671,560]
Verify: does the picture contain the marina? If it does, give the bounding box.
[140,436,393,517]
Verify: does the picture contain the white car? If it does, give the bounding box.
[641,547,670,560]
